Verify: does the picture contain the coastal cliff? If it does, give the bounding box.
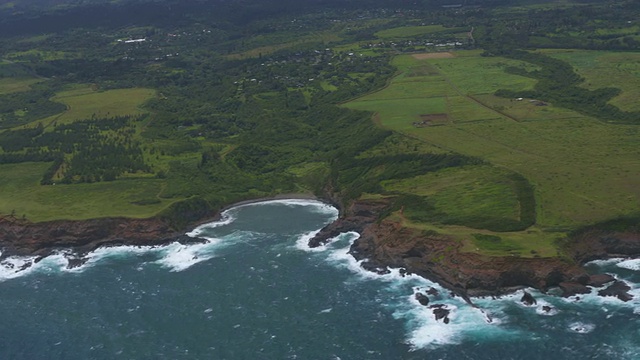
[0,215,205,259]
[0,196,638,299]
[309,198,640,299]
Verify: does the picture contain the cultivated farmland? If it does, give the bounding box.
[345,50,640,234]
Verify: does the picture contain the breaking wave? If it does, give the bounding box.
[299,232,640,352]
[0,199,337,281]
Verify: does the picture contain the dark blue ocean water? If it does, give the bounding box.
[1,200,639,359]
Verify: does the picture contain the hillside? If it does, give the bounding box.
[0,0,638,292]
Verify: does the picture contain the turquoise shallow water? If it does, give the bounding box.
[1,200,639,359]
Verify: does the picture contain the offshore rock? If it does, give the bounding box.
[587,274,615,287]
[415,292,430,306]
[430,304,450,323]
[360,260,391,275]
[559,282,591,297]
[598,280,633,302]
[521,291,537,306]
[309,197,640,299]
[65,255,89,269]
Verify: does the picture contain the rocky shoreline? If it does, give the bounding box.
[0,214,209,268]
[0,195,638,305]
[308,198,640,305]
[0,193,321,264]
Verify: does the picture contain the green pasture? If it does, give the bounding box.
[594,26,640,36]
[34,86,156,127]
[16,34,52,44]
[356,133,447,158]
[0,162,177,222]
[383,165,521,223]
[0,77,41,94]
[425,51,539,94]
[374,25,461,39]
[471,94,583,122]
[6,49,74,61]
[390,212,559,258]
[345,51,640,230]
[540,49,640,112]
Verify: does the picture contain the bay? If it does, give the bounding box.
[0,200,639,359]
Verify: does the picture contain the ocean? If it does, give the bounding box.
[1,199,639,359]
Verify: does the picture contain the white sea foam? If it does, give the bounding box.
[568,322,595,334]
[586,258,625,267]
[319,232,518,349]
[186,214,236,238]
[616,259,640,271]
[294,229,325,252]
[403,292,515,349]
[0,199,335,280]
[0,236,230,279]
[534,299,560,316]
[234,198,338,216]
[0,255,41,281]
[224,199,339,219]
[0,250,94,280]
[153,239,224,272]
[550,278,640,317]
[189,199,337,239]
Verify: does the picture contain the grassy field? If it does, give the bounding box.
[0,162,177,222]
[374,25,466,39]
[0,77,41,94]
[345,50,640,234]
[540,49,640,112]
[388,211,560,258]
[0,85,177,221]
[383,165,521,223]
[33,85,156,127]
[6,49,74,61]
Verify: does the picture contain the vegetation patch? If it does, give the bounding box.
[0,162,175,222]
[383,165,533,232]
[542,50,640,112]
[414,113,449,127]
[412,52,455,60]
[472,233,523,253]
[346,51,640,228]
[0,77,41,95]
[38,86,156,126]
[0,0,639,262]
[375,25,462,39]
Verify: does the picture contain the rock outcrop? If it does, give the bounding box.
[521,291,537,306]
[598,280,633,302]
[1,194,638,301]
[308,198,391,247]
[0,215,208,260]
[415,292,430,306]
[309,198,640,299]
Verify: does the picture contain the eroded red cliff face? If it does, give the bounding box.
[567,229,640,263]
[309,198,640,299]
[0,215,192,257]
[350,220,587,298]
[1,196,638,298]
